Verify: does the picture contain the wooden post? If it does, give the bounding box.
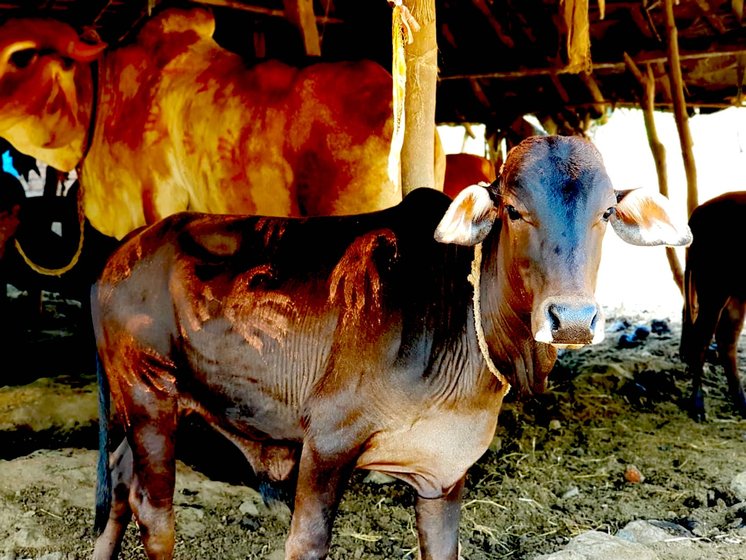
[624,53,685,294]
[285,0,321,57]
[400,0,437,194]
[664,0,699,216]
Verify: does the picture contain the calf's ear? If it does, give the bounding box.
[434,183,497,246]
[611,188,692,247]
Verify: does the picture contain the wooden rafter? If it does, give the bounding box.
[471,0,514,48]
[578,71,607,117]
[439,44,746,80]
[194,0,343,24]
[693,0,727,34]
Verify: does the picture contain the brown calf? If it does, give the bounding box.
[92,135,691,559]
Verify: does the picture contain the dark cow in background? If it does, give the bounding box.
[91,135,691,560]
[680,191,746,421]
[0,6,444,241]
[0,170,24,261]
[0,170,25,340]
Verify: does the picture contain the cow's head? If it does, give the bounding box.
[435,134,691,358]
[0,17,106,171]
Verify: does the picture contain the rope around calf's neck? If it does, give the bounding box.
[468,242,511,394]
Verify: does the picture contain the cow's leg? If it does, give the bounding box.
[414,476,465,560]
[284,443,357,560]
[127,413,178,560]
[93,438,134,560]
[685,298,725,422]
[106,367,179,560]
[715,298,746,416]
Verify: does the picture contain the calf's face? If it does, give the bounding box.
[497,136,617,347]
[435,135,692,351]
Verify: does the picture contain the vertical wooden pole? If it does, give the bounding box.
[285,0,321,56]
[624,53,685,294]
[664,0,699,216]
[400,0,437,194]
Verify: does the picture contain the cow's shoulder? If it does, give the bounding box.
[138,7,216,46]
[393,187,453,235]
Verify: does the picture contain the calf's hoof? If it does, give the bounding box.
[689,408,706,423]
[688,393,706,423]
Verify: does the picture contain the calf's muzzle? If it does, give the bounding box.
[533,297,605,348]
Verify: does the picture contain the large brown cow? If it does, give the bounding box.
[443,152,496,199]
[680,190,746,421]
[0,7,443,240]
[92,136,692,560]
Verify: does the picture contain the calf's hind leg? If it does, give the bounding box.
[103,348,180,559]
[684,295,727,422]
[93,439,134,560]
[715,298,746,416]
[126,400,179,559]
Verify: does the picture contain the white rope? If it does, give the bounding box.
[467,242,511,394]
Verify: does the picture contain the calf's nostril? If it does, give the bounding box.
[548,304,563,332]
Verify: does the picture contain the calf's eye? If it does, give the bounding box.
[9,49,38,69]
[602,207,615,221]
[505,205,522,221]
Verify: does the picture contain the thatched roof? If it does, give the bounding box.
[0,0,744,137]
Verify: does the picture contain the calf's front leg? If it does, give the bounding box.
[415,475,465,560]
[284,443,357,560]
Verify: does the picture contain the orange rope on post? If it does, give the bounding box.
[387,0,420,195]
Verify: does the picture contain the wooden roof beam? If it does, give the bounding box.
[579,71,608,117]
[439,44,746,80]
[471,0,514,48]
[693,0,727,34]
[193,0,342,25]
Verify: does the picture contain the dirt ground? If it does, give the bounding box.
[2,292,746,560]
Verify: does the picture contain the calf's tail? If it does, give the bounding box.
[679,257,698,361]
[94,351,112,534]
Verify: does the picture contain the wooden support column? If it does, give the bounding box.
[625,53,685,294]
[285,0,321,56]
[664,0,698,216]
[400,0,438,194]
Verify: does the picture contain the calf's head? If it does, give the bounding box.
[0,17,105,171]
[435,135,691,353]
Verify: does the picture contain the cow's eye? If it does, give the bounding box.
[505,205,522,221]
[9,48,38,69]
[602,207,615,221]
